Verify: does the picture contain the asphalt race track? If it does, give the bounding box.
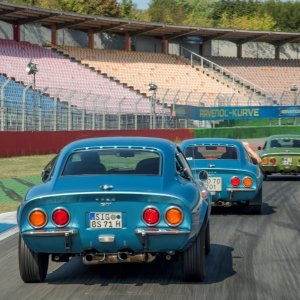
[0,176,299,300]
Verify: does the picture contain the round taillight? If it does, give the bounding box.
[29,209,47,228]
[231,176,240,187]
[142,207,160,226]
[243,176,253,187]
[262,157,269,164]
[270,157,276,165]
[165,207,183,226]
[52,208,70,227]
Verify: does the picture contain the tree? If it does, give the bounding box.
[147,0,187,24]
[220,11,276,31]
[57,0,120,16]
[119,0,140,19]
[262,0,300,32]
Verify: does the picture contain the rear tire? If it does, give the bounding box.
[18,234,49,283]
[182,228,205,282]
[205,220,210,255]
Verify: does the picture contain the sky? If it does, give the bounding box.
[132,0,149,9]
[132,0,149,10]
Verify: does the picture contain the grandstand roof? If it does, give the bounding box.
[1,1,300,45]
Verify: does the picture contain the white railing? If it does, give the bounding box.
[179,46,272,104]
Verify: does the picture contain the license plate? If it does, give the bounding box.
[89,212,122,229]
[205,177,222,192]
[281,157,292,165]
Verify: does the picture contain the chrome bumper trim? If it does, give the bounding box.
[227,188,256,192]
[135,228,190,235]
[22,228,78,237]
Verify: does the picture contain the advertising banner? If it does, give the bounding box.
[174,105,300,120]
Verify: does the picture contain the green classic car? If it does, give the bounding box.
[258,134,300,178]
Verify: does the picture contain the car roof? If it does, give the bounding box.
[61,136,175,153]
[267,134,300,139]
[180,138,243,148]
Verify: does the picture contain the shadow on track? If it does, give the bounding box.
[45,244,235,285]
[265,175,300,182]
[211,202,276,216]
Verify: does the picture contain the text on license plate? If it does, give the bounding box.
[89,212,122,228]
[281,157,292,165]
[205,177,222,192]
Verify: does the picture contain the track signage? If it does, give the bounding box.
[174,105,300,120]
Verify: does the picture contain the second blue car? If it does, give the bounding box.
[180,138,263,214]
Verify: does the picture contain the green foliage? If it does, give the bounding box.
[219,11,276,31]
[58,0,120,16]
[119,0,140,19]
[147,0,187,24]
[4,0,300,31]
[194,125,300,139]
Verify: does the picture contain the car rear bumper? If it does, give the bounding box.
[21,226,192,254]
[261,165,300,174]
[211,187,259,204]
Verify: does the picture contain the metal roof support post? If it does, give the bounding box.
[0,78,11,131]
[22,85,30,131]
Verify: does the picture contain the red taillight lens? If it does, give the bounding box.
[270,157,276,165]
[52,208,70,227]
[142,207,160,226]
[231,176,240,187]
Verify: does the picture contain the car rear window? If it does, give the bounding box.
[270,138,300,148]
[62,149,161,176]
[185,145,238,160]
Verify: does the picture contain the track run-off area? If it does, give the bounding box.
[0,175,299,300]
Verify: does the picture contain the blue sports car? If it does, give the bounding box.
[18,137,211,283]
[180,138,263,214]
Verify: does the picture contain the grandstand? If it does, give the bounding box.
[0,1,299,131]
[57,46,250,107]
[207,56,300,105]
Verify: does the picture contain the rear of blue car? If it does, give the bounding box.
[18,138,211,283]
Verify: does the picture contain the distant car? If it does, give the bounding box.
[18,137,211,283]
[179,138,264,213]
[258,134,300,178]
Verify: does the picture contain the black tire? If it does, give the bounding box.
[182,228,205,282]
[250,188,262,215]
[205,220,211,255]
[18,234,49,283]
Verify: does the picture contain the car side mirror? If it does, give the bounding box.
[199,170,208,181]
[41,169,50,182]
[251,157,258,165]
[258,146,262,150]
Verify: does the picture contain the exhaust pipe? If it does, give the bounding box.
[83,252,157,265]
[117,252,128,261]
[213,200,233,207]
